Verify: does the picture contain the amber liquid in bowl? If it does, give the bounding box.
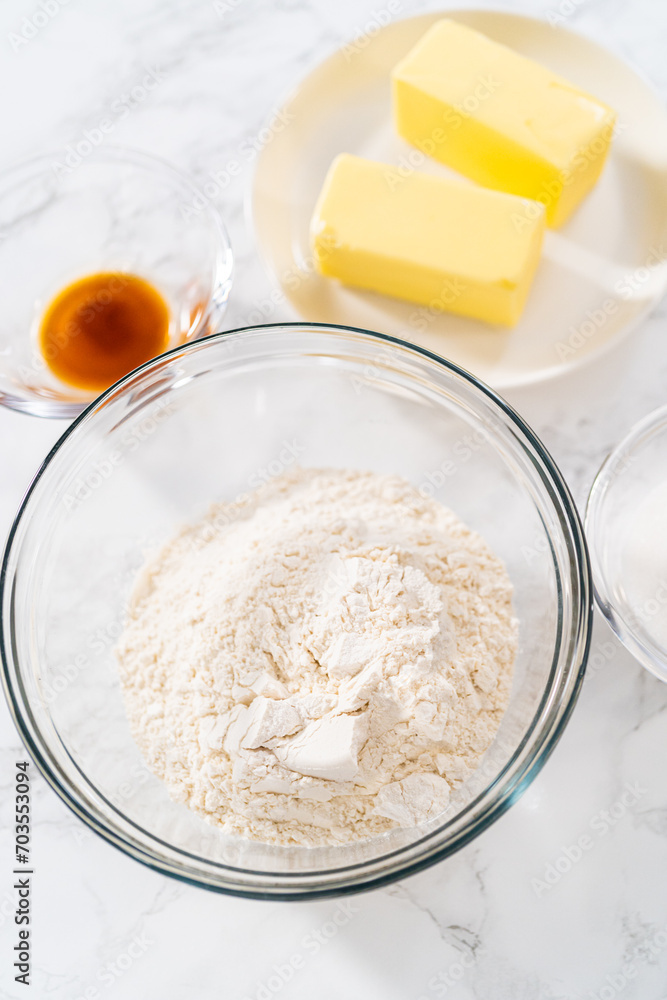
[39,272,170,393]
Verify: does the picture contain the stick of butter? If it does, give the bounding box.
[392,19,616,227]
[310,153,545,327]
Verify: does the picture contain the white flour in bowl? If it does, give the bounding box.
[116,468,517,846]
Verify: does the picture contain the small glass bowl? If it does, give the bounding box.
[0,146,233,418]
[0,324,591,898]
[586,404,667,682]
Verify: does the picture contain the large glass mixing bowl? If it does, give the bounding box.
[1,324,592,898]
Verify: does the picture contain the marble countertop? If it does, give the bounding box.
[2,0,667,997]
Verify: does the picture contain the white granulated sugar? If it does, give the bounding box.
[116,467,517,846]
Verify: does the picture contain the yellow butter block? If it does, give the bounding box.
[310,153,545,327]
[392,19,617,227]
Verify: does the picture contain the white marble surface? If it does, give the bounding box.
[2,0,667,997]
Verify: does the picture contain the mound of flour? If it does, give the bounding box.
[116,468,517,846]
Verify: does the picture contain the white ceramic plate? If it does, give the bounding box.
[251,10,667,390]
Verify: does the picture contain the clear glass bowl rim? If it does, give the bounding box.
[0,143,234,419]
[585,402,667,681]
[1,322,593,899]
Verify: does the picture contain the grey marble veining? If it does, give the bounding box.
[2,0,667,997]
